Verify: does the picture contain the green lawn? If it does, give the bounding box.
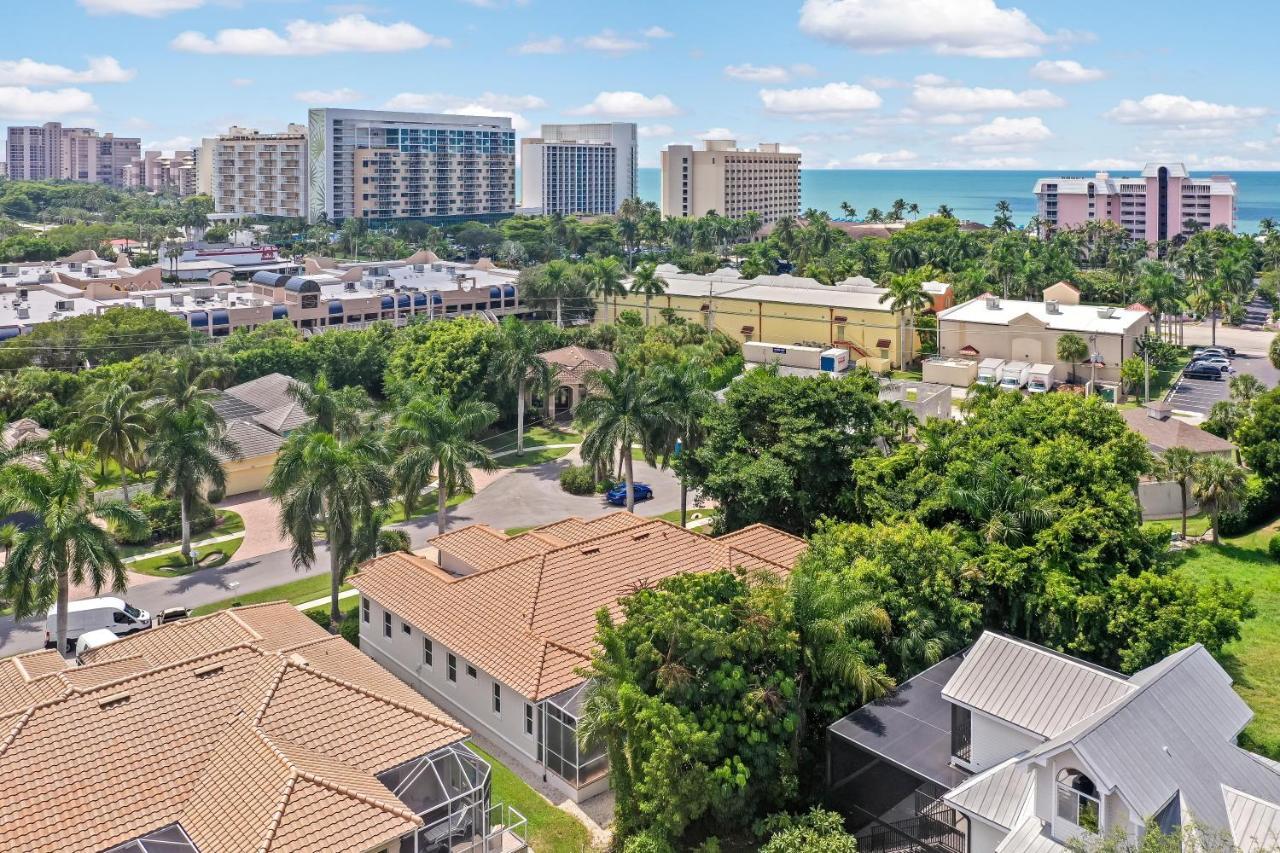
[191,573,353,616]
[496,445,574,468]
[483,425,580,453]
[1177,518,1280,757]
[384,490,473,523]
[466,743,593,853]
[1118,368,1181,409]
[1143,512,1212,538]
[117,510,245,559]
[129,535,244,577]
[648,507,714,528]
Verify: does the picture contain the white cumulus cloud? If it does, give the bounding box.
[643,26,674,38]
[799,0,1050,58]
[637,124,674,138]
[1104,93,1267,125]
[384,91,546,111]
[569,91,680,118]
[0,56,134,86]
[0,87,96,119]
[295,87,364,105]
[912,85,1064,111]
[516,35,564,54]
[172,15,449,55]
[698,127,735,140]
[953,116,1051,149]
[79,0,203,15]
[829,149,920,168]
[1030,59,1105,83]
[759,82,882,118]
[725,64,791,83]
[578,30,645,55]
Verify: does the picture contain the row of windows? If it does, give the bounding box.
[364,597,534,735]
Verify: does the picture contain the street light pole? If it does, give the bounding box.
[674,437,686,528]
[1088,334,1098,396]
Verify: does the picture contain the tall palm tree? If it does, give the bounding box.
[1193,455,1246,545]
[1160,447,1199,539]
[289,374,367,439]
[489,318,553,456]
[576,365,662,512]
[151,352,226,413]
[75,384,150,502]
[839,201,858,221]
[936,204,955,219]
[587,256,628,323]
[1190,279,1230,347]
[649,362,715,527]
[1136,264,1187,342]
[741,210,763,242]
[992,200,1015,232]
[268,429,392,629]
[947,461,1054,544]
[389,395,497,534]
[1056,333,1088,386]
[629,262,667,326]
[147,406,238,563]
[0,454,146,653]
[540,259,574,328]
[880,276,933,368]
[1229,373,1266,405]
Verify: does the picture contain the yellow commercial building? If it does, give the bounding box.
[603,265,952,370]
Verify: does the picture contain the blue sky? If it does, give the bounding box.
[9,0,1280,171]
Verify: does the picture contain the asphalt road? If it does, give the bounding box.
[0,454,683,658]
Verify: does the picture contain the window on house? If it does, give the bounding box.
[950,704,972,762]
[423,637,433,666]
[447,654,457,682]
[1056,768,1100,833]
[493,683,502,714]
[361,598,369,623]
[467,664,477,679]
[525,703,534,735]
[401,621,410,635]
[382,612,391,638]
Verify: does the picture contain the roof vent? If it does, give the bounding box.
[98,692,131,709]
[193,663,226,679]
[580,547,601,556]
[1098,307,1115,319]
[985,296,1000,310]
[1045,299,1060,314]
[631,531,651,541]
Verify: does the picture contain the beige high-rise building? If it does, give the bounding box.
[5,122,139,186]
[198,125,307,218]
[660,140,800,224]
[123,150,197,195]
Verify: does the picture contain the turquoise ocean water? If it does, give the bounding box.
[633,168,1280,234]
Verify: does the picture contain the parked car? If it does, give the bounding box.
[45,597,151,653]
[1183,363,1226,380]
[1194,346,1236,358]
[1189,357,1231,372]
[606,482,654,506]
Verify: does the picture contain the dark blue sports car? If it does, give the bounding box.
[606,482,653,506]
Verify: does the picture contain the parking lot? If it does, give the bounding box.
[1163,349,1276,417]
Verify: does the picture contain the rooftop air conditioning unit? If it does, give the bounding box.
[54,299,75,311]
[344,282,356,292]
[1045,299,1060,314]
[413,264,425,273]
[67,263,81,271]
[15,306,29,319]
[431,263,443,272]
[984,296,1001,310]
[37,273,53,284]
[1097,307,1115,319]
[445,266,456,275]
[16,288,27,299]
[142,296,157,307]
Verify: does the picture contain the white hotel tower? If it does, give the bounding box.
[520,123,638,216]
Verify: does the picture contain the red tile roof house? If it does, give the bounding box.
[350,511,808,803]
[0,602,528,853]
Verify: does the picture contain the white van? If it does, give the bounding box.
[75,628,120,661]
[45,597,151,652]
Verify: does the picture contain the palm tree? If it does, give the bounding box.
[1160,447,1199,539]
[741,210,763,242]
[629,262,667,326]
[586,256,628,323]
[649,362,715,527]
[389,395,497,534]
[880,276,933,368]
[0,522,15,564]
[936,204,955,219]
[1137,263,1187,342]
[1193,455,1246,545]
[576,365,662,512]
[992,200,1015,232]
[268,429,392,629]
[489,318,553,457]
[75,384,150,502]
[1056,333,1088,385]
[1190,279,1230,346]
[289,374,367,439]
[539,259,574,328]
[839,201,857,221]
[151,352,226,413]
[1229,373,1266,405]
[947,460,1054,544]
[774,216,798,256]
[0,454,146,653]
[147,406,238,564]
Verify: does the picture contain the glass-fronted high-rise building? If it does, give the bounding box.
[306,108,516,224]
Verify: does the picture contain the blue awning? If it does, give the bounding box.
[329,300,343,315]
[397,293,410,308]
[503,285,515,298]
[0,326,20,341]
[489,286,502,299]
[272,305,288,320]
[413,292,427,306]
[380,295,394,309]
[189,311,208,327]
[211,310,229,326]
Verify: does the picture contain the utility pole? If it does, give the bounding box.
[1144,345,1151,403]
[1088,334,1098,396]
[674,437,686,528]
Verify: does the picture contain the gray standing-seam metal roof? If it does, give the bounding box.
[942,632,1133,738]
[996,817,1067,853]
[1020,644,1279,831]
[944,757,1033,831]
[1225,787,1280,852]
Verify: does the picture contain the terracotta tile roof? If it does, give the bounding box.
[0,651,70,716]
[716,524,810,568]
[351,517,800,700]
[0,604,470,853]
[431,512,648,573]
[531,511,646,544]
[539,345,617,386]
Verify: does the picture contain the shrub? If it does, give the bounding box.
[1217,476,1280,537]
[559,464,596,495]
[1270,535,1280,563]
[116,494,218,545]
[205,485,225,504]
[306,607,361,647]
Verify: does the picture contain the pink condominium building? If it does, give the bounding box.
[1033,162,1236,243]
